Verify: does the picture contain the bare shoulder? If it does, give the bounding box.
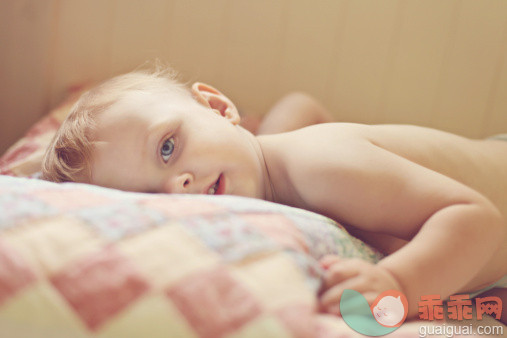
[277,124,507,210]
[261,123,505,238]
[266,123,374,160]
[264,123,375,178]
[259,123,371,206]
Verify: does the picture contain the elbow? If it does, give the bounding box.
[474,198,506,249]
[444,196,506,253]
[284,92,333,124]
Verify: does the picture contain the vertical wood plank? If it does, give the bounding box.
[430,0,507,137]
[377,0,458,127]
[0,0,55,154]
[50,0,115,106]
[163,0,228,85]
[2,0,507,155]
[323,0,350,106]
[219,0,287,115]
[276,0,343,104]
[483,10,507,137]
[327,0,401,123]
[109,0,172,75]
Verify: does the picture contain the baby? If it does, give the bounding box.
[42,69,507,322]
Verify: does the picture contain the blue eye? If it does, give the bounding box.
[160,137,175,163]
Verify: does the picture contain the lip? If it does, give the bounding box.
[215,174,225,195]
[205,173,225,195]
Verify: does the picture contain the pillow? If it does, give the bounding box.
[0,175,383,337]
[0,85,89,177]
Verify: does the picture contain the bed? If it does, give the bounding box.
[0,89,503,337]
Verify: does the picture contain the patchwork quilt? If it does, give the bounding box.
[0,175,393,337]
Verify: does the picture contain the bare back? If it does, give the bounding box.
[364,124,507,215]
[262,123,507,218]
[259,123,507,292]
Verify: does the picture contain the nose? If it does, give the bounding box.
[163,172,193,194]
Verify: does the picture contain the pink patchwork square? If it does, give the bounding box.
[25,115,60,138]
[51,246,150,331]
[0,240,37,306]
[0,141,38,168]
[166,266,262,338]
[0,167,14,176]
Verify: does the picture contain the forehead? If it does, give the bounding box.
[99,90,189,127]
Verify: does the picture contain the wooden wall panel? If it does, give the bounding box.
[219,0,287,116]
[326,0,402,124]
[483,16,507,137]
[276,0,343,103]
[377,0,458,127]
[0,0,55,153]
[2,0,507,154]
[109,0,171,76]
[429,0,507,138]
[49,0,115,106]
[163,0,228,85]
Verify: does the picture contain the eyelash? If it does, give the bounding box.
[160,137,175,163]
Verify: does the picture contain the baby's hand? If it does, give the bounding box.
[318,255,402,316]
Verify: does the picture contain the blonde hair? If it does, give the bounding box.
[41,68,187,183]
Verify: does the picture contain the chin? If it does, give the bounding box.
[226,173,263,199]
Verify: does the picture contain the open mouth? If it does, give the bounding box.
[207,174,224,195]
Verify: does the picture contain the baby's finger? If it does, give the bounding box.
[320,277,369,310]
[319,255,341,270]
[318,284,353,316]
[317,285,340,315]
[322,259,366,290]
[318,298,341,316]
[321,291,380,317]
[320,285,347,310]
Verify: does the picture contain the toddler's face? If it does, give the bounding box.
[88,89,267,198]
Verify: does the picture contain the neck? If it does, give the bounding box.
[239,127,276,202]
[256,133,308,210]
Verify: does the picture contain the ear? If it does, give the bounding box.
[191,82,240,125]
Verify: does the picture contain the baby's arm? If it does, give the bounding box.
[290,139,506,318]
[256,92,334,135]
